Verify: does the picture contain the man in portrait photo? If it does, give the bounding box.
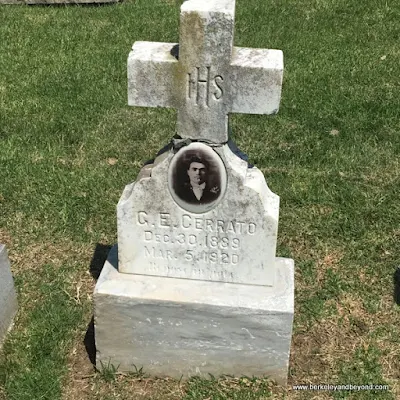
[176,155,220,204]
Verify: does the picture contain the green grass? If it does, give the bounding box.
[0,265,85,400]
[1,0,400,399]
[183,376,273,400]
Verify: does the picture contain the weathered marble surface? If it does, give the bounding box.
[117,140,279,287]
[95,246,294,384]
[0,244,18,347]
[128,0,283,143]
[95,0,293,385]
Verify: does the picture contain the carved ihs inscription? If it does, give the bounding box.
[187,67,223,106]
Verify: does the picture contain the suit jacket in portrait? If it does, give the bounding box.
[176,182,220,204]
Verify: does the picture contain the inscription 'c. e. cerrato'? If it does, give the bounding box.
[137,212,256,235]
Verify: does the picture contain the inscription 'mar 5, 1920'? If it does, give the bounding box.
[187,66,223,106]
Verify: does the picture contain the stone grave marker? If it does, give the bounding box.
[0,244,18,347]
[94,0,294,385]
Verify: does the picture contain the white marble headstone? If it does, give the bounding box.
[120,0,283,287]
[118,141,279,286]
[96,0,293,383]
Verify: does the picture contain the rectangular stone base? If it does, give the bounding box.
[94,246,294,385]
[0,245,18,348]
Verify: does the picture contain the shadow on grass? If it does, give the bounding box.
[90,243,113,280]
[393,267,400,306]
[84,243,113,366]
[84,317,96,365]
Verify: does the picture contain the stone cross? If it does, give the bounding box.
[128,0,283,143]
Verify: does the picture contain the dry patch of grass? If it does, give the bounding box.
[63,332,186,400]
[0,229,14,255]
[286,292,398,398]
[8,238,94,317]
[0,227,94,273]
[62,337,97,400]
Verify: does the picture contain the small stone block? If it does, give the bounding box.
[94,246,294,384]
[0,244,18,347]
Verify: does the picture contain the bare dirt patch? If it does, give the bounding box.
[62,335,96,400]
[0,229,13,249]
[283,292,399,399]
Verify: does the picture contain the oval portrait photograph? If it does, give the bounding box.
[168,142,227,214]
